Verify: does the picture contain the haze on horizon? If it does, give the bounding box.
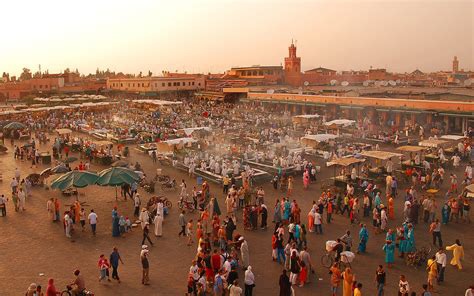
[1,0,472,76]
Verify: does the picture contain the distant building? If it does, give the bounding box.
[284,41,302,86]
[106,76,205,93]
[453,56,459,73]
[226,66,283,85]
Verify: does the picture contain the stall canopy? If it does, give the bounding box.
[164,137,197,145]
[327,157,365,167]
[55,128,72,135]
[397,145,426,152]
[359,150,403,160]
[301,134,339,143]
[440,135,466,141]
[418,139,450,148]
[94,140,113,146]
[324,119,356,127]
[293,114,321,119]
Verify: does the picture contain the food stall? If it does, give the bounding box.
[397,145,427,171]
[326,156,366,189]
[359,150,403,181]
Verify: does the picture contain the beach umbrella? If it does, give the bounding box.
[51,165,70,174]
[64,156,78,164]
[96,167,140,199]
[51,171,99,191]
[111,160,128,167]
[3,122,26,130]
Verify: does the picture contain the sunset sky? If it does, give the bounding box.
[1,0,472,76]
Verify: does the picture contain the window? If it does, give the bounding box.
[128,83,130,87]
[168,82,171,87]
[198,83,201,86]
[162,83,165,87]
[133,83,135,87]
[192,82,195,86]
[121,83,123,87]
[177,82,180,86]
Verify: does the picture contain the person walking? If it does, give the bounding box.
[178,210,186,237]
[229,280,243,296]
[398,274,410,296]
[357,224,369,254]
[383,240,395,268]
[153,207,163,237]
[435,248,446,283]
[330,263,342,296]
[445,239,464,270]
[88,209,98,235]
[133,194,141,217]
[430,219,443,248]
[244,266,255,296]
[141,222,154,246]
[18,187,26,211]
[110,247,124,283]
[140,245,150,285]
[279,270,291,296]
[0,194,7,217]
[375,265,386,296]
[98,254,111,282]
[427,255,438,292]
[342,267,355,296]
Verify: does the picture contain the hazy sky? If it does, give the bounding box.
[1,0,472,76]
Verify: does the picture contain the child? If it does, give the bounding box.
[125,217,132,232]
[79,208,86,231]
[119,216,126,235]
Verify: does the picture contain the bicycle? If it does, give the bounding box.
[321,251,352,270]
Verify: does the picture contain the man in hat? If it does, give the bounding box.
[140,245,150,285]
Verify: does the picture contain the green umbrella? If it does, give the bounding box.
[96,167,140,200]
[3,122,26,130]
[51,171,99,191]
[96,167,140,186]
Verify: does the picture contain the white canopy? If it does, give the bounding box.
[164,137,197,145]
[132,99,182,106]
[324,119,356,127]
[293,114,320,119]
[301,134,339,142]
[440,135,465,141]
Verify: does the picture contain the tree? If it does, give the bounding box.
[138,71,143,78]
[64,68,71,74]
[19,68,32,81]
[148,70,152,77]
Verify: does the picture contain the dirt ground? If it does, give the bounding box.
[0,137,472,296]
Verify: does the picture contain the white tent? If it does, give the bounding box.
[323,119,356,127]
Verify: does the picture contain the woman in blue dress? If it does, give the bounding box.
[112,210,120,237]
[283,199,291,222]
[441,202,450,225]
[404,224,415,253]
[357,224,369,254]
[386,228,396,242]
[383,240,395,268]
